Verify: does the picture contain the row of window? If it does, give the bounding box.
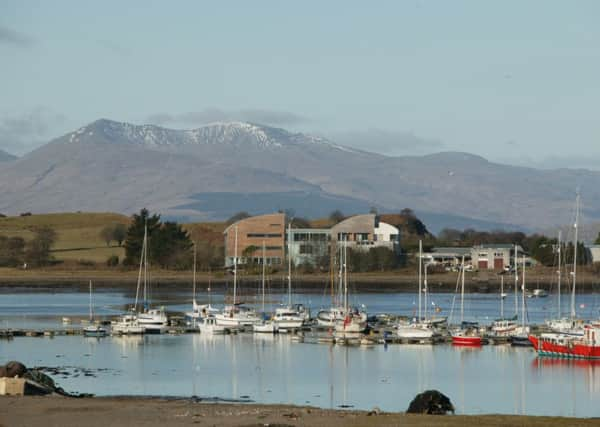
[247,233,282,238]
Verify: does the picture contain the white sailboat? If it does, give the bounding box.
[186,244,218,324]
[273,222,305,330]
[546,193,585,337]
[334,236,367,334]
[83,280,107,337]
[135,226,168,333]
[489,275,518,337]
[254,241,278,333]
[216,226,261,328]
[397,241,436,340]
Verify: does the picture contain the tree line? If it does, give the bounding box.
[0,226,57,267]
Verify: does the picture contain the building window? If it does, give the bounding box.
[299,244,313,254]
[266,246,283,250]
[247,233,282,238]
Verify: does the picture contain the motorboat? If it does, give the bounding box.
[198,315,226,335]
[138,307,169,334]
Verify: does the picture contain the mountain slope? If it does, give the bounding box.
[0,119,599,231]
[0,149,17,162]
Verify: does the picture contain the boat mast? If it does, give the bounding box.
[460,255,465,324]
[193,242,197,307]
[557,230,562,319]
[143,224,148,310]
[287,221,292,307]
[133,225,146,313]
[89,280,93,322]
[500,275,504,319]
[344,235,348,312]
[521,254,526,328]
[418,240,422,322]
[424,261,428,320]
[233,225,238,306]
[571,192,580,319]
[338,240,343,308]
[514,244,519,317]
[262,240,266,313]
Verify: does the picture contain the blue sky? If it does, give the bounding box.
[1,1,599,169]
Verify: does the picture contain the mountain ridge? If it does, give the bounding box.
[1,119,599,232]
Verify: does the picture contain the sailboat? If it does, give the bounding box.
[83,280,107,337]
[215,225,261,328]
[134,225,169,334]
[273,222,306,330]
[317,241,348,327]
[545,197,585,337]
[489,275,518,337]
[397,240,436,340]
[186,244,218,324]
[253,242,278,333]
[333,236,367,334]
[510,251,532,346]
[451,257,482,346]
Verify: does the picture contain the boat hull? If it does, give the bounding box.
[452,335,482,346]
[529,335,600,359]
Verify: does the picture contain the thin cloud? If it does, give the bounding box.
[327,128,444,156]
[0,26,34,47]
[0,108,66,155]
[145,108,309,127]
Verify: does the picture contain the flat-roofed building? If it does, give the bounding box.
[588,245,600,263]
[288,228,330,267]
[224,213,285,267]
[423,247,472,266]
[470,244,524,270]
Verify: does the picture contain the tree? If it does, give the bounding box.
[24,226,56,267]
[596,232,600,245]
[100,226,114,246]
[242,245,260,261]
[0,236,25,267]
[113,224,127,246]
[123,208,161,265]
[329,210,345,224]
[149,221,193,269]
[226,211,251,225]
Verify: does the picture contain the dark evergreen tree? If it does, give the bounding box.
[123,208,161,265]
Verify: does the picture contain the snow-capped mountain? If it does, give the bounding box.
[69,119,356,152]
[1,118,600,231]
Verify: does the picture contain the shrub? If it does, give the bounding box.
[106,255,119,267]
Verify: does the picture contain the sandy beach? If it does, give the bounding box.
[0,397,598,427]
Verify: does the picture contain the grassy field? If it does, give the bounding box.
[0,212,228,266]
[0,212,130,264]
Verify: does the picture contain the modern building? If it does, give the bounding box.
[223,213,285,267]
[423,247,472,267]
[330,214,400,253]
[470,244,524,270]
[588,245,600,263]
[288,228,330,267]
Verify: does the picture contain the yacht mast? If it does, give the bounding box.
[262,241,266,313]
[514,244,519,317]
[192,242,197,306]
[418,240,422,321]
[521,254,526,328]
[460,255,465,324]
[500,275,504,319]
[233,225,238,306]
[557,230,562,318]
[571,192,580,319]
[287,221,292,307]
[344,235,348,312]
[89,280,93,322]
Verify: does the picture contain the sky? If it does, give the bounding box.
[1,1,599,169]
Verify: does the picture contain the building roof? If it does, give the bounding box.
[474,243,523,251]
[432,247,472,255]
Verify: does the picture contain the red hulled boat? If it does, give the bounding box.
[451,329,482,346]
[529,325,600,359]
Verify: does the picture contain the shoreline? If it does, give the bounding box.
[0,268,599,293]
[0,396,598,427]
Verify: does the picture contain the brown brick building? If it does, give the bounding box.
[224,213,286,267]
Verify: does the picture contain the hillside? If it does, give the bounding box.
[1,119,599,232]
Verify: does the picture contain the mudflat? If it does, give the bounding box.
[0,397,598,427]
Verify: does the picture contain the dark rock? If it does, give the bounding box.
[406,390,454,415]
[23,369,56,391]
[5,361,27,377]
[0,366,7,377]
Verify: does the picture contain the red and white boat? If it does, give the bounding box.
[451,329,482,346]
[529,325,600,359]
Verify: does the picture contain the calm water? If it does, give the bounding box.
[2,288,600,416]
